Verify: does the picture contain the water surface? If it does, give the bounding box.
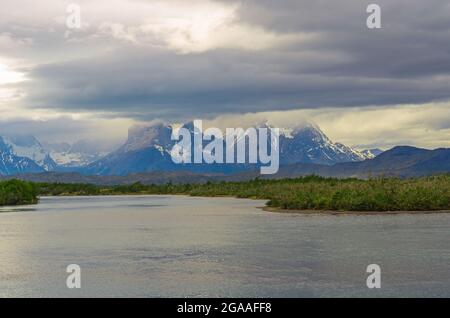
[0,195,449,297]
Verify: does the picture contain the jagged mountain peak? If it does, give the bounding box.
[1,134,57,171]
[291,123,331,143]
[122,122,172,153]
[0,136,45,175]
[84,120,374,176]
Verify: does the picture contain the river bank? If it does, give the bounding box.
[2,175,449,213]
[34,175,450,213]
[263,206,450,215]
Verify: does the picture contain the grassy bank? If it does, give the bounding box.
[35,175,450,212]
[0,180,38,206]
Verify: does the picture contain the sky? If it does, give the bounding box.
[0,0,449,150]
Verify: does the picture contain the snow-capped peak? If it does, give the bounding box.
[2,135,57,171]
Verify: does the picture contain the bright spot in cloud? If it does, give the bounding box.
[0,63,26,85]
[94,0,305,53]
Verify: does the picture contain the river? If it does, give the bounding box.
[0,195,449,297]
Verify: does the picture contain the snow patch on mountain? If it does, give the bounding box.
[44,141,109,167]
[3,135,57,171]
[360,148,384,159]
[0,137,44,175]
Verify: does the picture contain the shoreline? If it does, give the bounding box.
[2,193,449,215]
[33,175,450,214]
[38,194,450,216]
[262,206,450,215]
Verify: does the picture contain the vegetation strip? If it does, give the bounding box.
[2,175,449,212]
[31,175,450,212]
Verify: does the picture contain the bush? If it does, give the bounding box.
[0,179,38,206]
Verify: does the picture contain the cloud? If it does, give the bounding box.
[0,62,27,85]
[21,47,450,119]
[205,102,450,149]
[0,0,449,148]
[0,99,449,150]
[303,103,450,149]
[7,0,448,117]
[0,114,132,149]
[95,1,305,53]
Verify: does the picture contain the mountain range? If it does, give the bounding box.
[83,122,377,176]
[0,121,448,181]
[3,146,450,185]
[43,140,109,168]
[0,135,108,174]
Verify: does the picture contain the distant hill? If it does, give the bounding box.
[331,146,450,178]
[258,146,450,179]
[0,171,220,186]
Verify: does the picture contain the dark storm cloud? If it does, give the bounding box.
[21,0,450,119]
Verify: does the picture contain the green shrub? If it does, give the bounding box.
[0,179,38,206]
